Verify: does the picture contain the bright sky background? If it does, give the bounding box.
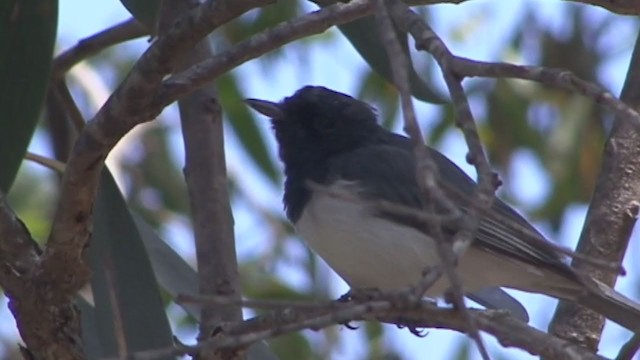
[1,0,638,359]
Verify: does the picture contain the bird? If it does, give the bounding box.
[245,85,640,331]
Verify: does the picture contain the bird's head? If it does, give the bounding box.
[246,86,380,165]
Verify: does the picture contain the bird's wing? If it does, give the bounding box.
[328,144,530,320]
[328,140,577,281]
[467,287,529,322]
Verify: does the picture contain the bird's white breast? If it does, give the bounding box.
[295,182,563,295]
[296,182,441,292]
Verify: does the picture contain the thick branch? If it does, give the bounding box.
[0,193,85,359]
[42,0,270,303]
[549,25,640,350]
[0,193,39,302]
[158,0,242,358]
[4,2,269,357]
[155,0,370,107]
[157,0,640,129]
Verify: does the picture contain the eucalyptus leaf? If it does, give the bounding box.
[89,169,174,359]
[77,297,104,360]
[133,214,279,360]
[313,1,445,104]
[132,213,201,319]
[0,0,58,192]
[119,0,159,30]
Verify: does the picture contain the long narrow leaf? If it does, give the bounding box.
[89,169,174,358]
[311,0,445,103]
[0,0,58,192]
[133,214,279,360]
[133,213,200,319]
[338,16,446,104]
[77,297,104,360]
[119,0,160,30]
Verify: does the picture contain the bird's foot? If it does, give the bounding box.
[396,323,429,338]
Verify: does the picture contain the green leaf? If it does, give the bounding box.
[0,0,58,192]
[313,1,445,104]
[89,169,174,358]
[219,72,280,184]
[132,213,201,319]
[339,17,446,104]
[77,297,104,360]
[133,213,280,360]
[119,0,159,30]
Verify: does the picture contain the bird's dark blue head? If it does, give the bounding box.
[246,86,381,167]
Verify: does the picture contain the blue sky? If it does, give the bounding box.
[1,1,638,359]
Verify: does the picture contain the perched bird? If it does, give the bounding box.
[246,85,640,330]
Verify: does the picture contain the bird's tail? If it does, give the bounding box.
[576,279,640,332]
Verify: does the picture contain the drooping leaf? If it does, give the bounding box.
[219,72,280,184]
[0,0,58,192]
[77,297,104,360]
[119,0,159,30]
[312,0,445,104]
[337,16,445,104]
[89,169,174,358]
[132,213,201,319]
[133,214,279,360]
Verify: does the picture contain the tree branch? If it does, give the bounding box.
[549,23,640,351]
[374,0,490,358]
[1,1,268,358]
[43,0,270,303]
[0,192,86,359]
[51,18,148,80]
[156,0,640,128]
[158,0,243,359]
[103,298,607,360]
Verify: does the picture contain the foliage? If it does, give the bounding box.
[0,1,636,359]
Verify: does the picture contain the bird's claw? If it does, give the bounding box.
[341,320,360,330]
[397,324,428,337]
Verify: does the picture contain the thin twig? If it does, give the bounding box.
[176,293,336,311]
[616,333,640,360]
[44,0,270,302]
[101,297,605,360]
[11,2,271,357]
[24,152,66,173]
[52,18,148,79]
[450,59,640,131]
[378,1,491,358]
[159,1,244,355]
[307,180,624,273]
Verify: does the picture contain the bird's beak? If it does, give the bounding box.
[244,98,284,119]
